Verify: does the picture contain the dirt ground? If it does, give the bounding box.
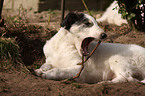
[1,10,145,96]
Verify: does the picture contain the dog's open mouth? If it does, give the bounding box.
[81,37,95,56]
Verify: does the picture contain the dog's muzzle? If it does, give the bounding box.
[81,33,107,56]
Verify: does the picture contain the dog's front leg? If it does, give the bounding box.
[39,66,82,80]
[35,62,53,76]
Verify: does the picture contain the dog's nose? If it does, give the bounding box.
[101,33,107,39]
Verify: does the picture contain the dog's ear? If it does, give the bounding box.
[61,12,84,30]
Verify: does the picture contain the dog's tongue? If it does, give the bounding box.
[81,37,95,56]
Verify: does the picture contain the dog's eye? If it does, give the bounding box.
[84,21,93,27]
[85,22,91,25]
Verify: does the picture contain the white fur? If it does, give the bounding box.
[96,1,128,26]
[35,13,145,84]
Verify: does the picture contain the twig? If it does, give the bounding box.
[70,40,101,80]
[82,0,96,19]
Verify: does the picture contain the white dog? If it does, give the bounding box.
[96,1,128,26]
[35,12,145,84]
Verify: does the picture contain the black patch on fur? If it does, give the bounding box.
[61,12,84,30]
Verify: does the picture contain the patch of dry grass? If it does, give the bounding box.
[0,36,20,71]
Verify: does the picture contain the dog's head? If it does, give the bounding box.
[61,12,107,40]
[61,12,107,55]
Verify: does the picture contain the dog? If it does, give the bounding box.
[96,1,127,26]
[35,12,145,84]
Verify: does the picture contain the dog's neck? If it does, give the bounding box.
[66,29,83,56]
[57,27,83,56]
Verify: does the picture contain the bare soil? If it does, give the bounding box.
[1,10,145,96]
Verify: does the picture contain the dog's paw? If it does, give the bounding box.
[35,69,48,79]
[141,79,145,84]
[41,73,48,79]
[40,63,53,71]
[35,69,50,79]
[35,69,43,76]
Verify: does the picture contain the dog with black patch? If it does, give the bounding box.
[35,12,145,84]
